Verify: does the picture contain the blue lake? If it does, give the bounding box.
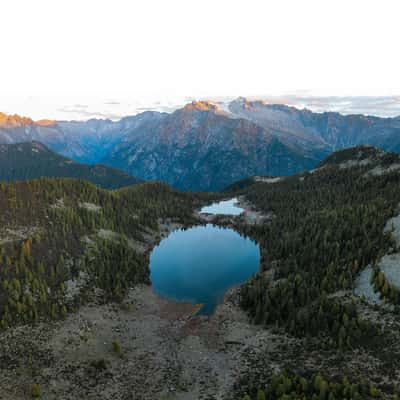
[149,224,260,315]
[200,197,244,216]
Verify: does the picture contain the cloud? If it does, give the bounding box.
[54,96,400,120]
[244,95,400,118]
[134,105,179,113]
[13,93,399,121]
[56,107,124,121]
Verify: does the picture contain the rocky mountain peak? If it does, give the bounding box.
[35,119,57,127]
[231,97,255,110]
[0,112,55,127]
[0,112,34,127]
[182,101,218,113]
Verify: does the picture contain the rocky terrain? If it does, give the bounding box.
[0,284,266,400]
[2,233,399,399]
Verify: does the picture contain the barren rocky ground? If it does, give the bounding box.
[0,284,274,400]
[2,283,399,400]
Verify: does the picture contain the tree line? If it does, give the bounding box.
[239,369,395,400]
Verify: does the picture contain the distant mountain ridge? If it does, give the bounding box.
[0,141,141,189]
[0,112,165,163]
[1,98,400,191]
[101,101,318,190]
[228,97,400,153]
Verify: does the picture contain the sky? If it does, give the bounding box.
[0,0,399,120]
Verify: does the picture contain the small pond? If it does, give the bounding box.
[200,197,244,216]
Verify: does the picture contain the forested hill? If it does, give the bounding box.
[227,145,400,399]
[223,145,400,192]
[0,141,142,189]
[318,144,400,169]
[0,178,202,329]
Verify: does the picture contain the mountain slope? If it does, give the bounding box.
[227,145,400,397]
[228,97,400,153]
[102,101,318,191]
[0,141,142,189]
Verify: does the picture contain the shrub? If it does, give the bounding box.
[30,383,42,398]
[112,340,122,356]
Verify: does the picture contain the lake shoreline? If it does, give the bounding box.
[0,197,271,399]
[149,223,260,316]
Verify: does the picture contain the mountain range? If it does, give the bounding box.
[101,102,319,190]
[1,98,400,190]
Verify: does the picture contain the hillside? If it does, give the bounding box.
[102,101,318,191]
[222,145,400,398]
[1,148,400,398]
[0,176,211,398]
[0,178,201,327]
[318,144,400,169]
[0,141,142,189]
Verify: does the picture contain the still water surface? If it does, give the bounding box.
[150,224,260,314]
[200,197,244,215]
